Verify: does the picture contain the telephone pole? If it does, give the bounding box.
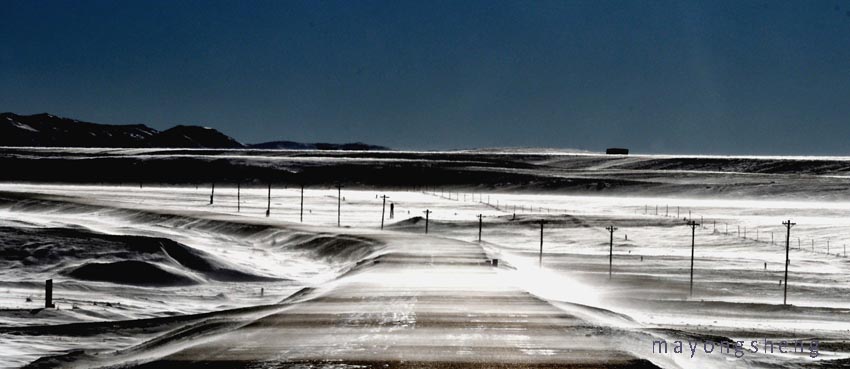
[477,214,483,242]
[265,184,271,217]
[782,220,795,305]
[336,184,343,227]
[210,183,215,205]
[423,209,431,233]
[237,183,240,212]
[688,220,700,297]
[380,195,389,229]
[300,184,304,222]
[537,220,546,267]
[606,225,617,279]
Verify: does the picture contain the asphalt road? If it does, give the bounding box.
[130,233,658,368]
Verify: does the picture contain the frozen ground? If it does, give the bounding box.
[0,182,849,368]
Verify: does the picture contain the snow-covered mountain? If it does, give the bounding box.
[1,112,389,150]
[0,112,160,148]
[0,112,242,148]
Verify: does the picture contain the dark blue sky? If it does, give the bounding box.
[2,1,849,154]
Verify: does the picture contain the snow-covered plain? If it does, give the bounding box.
[1,181,849,368]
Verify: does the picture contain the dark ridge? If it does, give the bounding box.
[0,112,386,150]
[0,112,156,148]
[249,140,390,151]
[146,125,244,149]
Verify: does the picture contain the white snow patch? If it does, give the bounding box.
[9,121,39,132]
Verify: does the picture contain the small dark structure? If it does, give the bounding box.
[45,279,54,308]
[606,148,629,155]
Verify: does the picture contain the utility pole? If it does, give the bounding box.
[300,184,304,222]
[336,184,343,227]
[537,220,546,267]
[210,183,215,205]
[237,183,240,212]
[688,220,700,297]
[477,214,483,242]
[782,220,795,305]
[380,195,389,230]
[423,209,431,233]
[606,225,617,279]
[265,184,271,217]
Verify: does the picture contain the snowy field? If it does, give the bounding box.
[1,181,850,368]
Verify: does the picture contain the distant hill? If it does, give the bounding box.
[249,140,389,151]
[146,125,243,148]
[0,112,158,147]
[0,112,387,150]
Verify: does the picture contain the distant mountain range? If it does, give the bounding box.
[0,112,389,150]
